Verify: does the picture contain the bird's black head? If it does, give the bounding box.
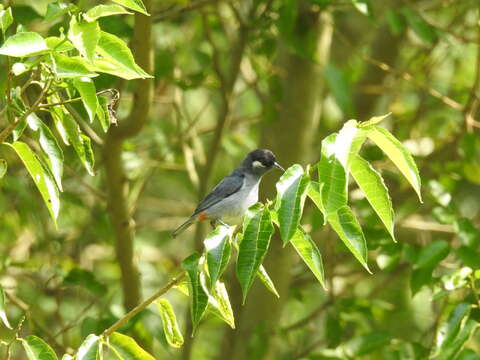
[242,149,285,175]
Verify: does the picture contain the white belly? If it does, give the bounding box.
[206,176,260,223]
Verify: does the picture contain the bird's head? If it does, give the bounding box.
[242,149,285,175]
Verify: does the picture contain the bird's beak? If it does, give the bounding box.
[274,162,285,172]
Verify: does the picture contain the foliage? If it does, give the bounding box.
[0,0,479,359]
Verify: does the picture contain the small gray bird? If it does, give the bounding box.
[172,149,284,237]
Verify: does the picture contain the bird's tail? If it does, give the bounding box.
[171,215,197,237]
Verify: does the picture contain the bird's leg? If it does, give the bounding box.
[209,219,217,229]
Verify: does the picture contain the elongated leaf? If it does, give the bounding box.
[45,37,74,52]
[415,240,450,269]
[366,125,422,202]
[108,332,155,360]
[434,320,478,360]
[236,204,274,303]
[73,77,99,123]
[0,7,13,35]
[350,154,395,240]
[85,4,132,21]
[275,164,310,244]
[359,113,391,127]
[57,111,95,175]
[111,0,149,15]
[94,31,152,80]
[27,114,64,191]
[156,299,184,348]
[52,54,98,78]
[206,281,235,329]
[335,120,368,168]
[204,225,233,286]
[0,286,12,329]
[0,159,7,179]
[0,32,47,57]
[45,2,72,22]
[327,205,370,272]
[257,265,279,298]
[77,334,101,360]
[182,253,208,333]
[290,227,326,289]
[432,303,477,359]
[21,335,58,360]
[307,180,325,215]
[5,142,59,223]
[68,17,100,62]
[319,134,347,215]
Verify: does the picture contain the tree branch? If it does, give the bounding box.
[103,272,185,337]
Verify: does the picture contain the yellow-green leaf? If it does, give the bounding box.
[0,285,12,329]
[85,5,133,21]
[156,299,184,348]
[111,0,149,15]
[77,334,101,360]
[257,265,279,298]
[107,332,155,360]
[21,335,58,360]
[350,154,395,240]
[0,32,47,57]
[4,141,59,224]
[68,17,100,62]
[366,125,422,202]
[73,77,99,123]
[206,281,235,329]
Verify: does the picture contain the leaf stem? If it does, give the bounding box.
[102,272,185,338]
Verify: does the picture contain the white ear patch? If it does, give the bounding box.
[252,160,266,168]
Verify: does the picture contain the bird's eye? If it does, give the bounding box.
[252,160,266,168]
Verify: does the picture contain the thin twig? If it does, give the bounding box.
[102,272,185,337]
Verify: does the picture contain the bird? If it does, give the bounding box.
[172,149,284,237]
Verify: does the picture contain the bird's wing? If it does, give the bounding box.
[194,168,245,214]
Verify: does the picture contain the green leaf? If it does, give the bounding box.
[307,180,325,216]
[0,285,12,329]
[182,253,209,334]
[45,37,74,52]
[343,332,392,356]
[206,281,235,329]
[107,332,155,360]
[4,141,59,224]
[73,77,99,123]
[275,164,310,244]
[94,31,152,80]
[410,267,433,296]
[26,114,64,191]
[236,204,274,303]
[256,265,279,298]
[290,227,326,289]
[111,0,149,15]
[0,159,7,179]
[350,154,395,240]
[45,2,72,22]
[432,304,478,360]
[0,7,13,35]
[415,240,450,269]
[0,32,47,57]
[54,108,95,175]
[204,225,233,286]
[324,64,354,116]
[366,125,422,202]
[327,205,370,272]
[155,299,184,348]
[77,334,101,360]
[52,54,98,78]
[21,335,58,360]
[85,4,133,21]
[68,17,100,62]
[359,113,391,127]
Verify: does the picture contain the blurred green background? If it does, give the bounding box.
[1,0,480,359]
